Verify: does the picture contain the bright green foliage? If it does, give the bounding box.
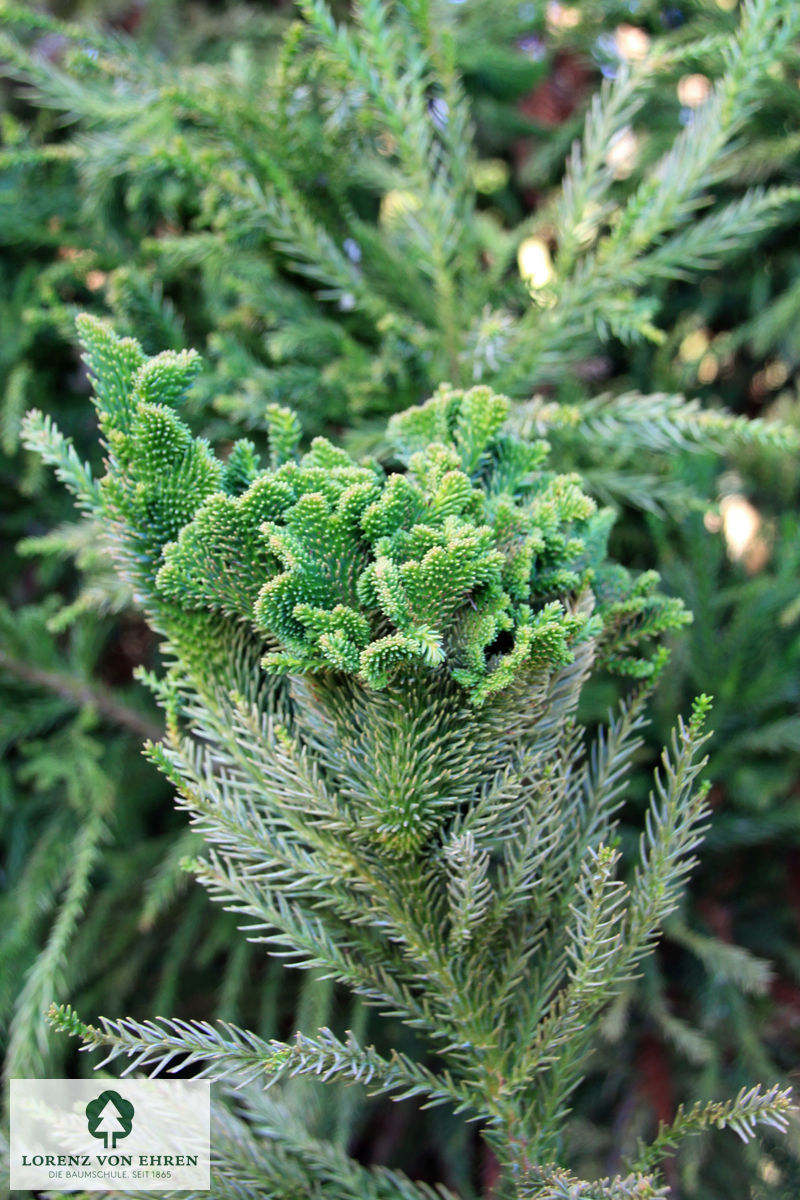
[2,0,800,443]
[29,321,792,1199]
[5,2,800,1196]
[515,393,799,514]
[26,321,689,710]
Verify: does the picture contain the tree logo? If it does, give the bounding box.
[85,1089,135,1149]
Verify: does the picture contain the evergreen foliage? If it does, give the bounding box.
[2,0,799,443]
[4,2,800,1196]
[31,320,792,1199]
[0,593,284,1086]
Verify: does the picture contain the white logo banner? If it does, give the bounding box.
[10,1078,211,1192]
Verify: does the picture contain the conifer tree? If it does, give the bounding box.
[3,3,800,1194]
[29,318,793,1199]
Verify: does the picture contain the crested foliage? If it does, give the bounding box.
[30,321,792,1199]
[26,316,688,707]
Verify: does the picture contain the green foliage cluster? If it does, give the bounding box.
[3,0,800,1197]
[27,317,689,702]
[2,0,800,442]
[34,320,793,1199]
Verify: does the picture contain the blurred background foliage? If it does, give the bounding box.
[3,1,800,1197]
